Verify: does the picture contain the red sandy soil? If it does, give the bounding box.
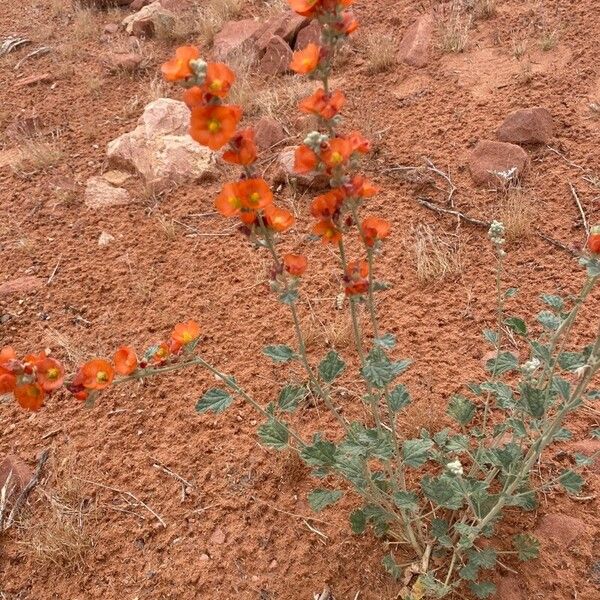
[1,1,600,598]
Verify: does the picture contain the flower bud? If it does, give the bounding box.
[587,225,600,255]
[446,459,463,476]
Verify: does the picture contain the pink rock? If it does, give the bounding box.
[84,177,132,209]
[106,52,142,72]
[468,140,529,186]
[398,14,434,68]
[254,117,286,150]
[255,11,308,52]
[103,23,120,34]
[122,1,176,38]
[259,35,293,76]
[0,276,44,297]
[0,456,33,501]
[106,98,216,192]
[295,20,321,50]
[497,107,554,145]
[534,513,587,547]
[212,19,263,61]
[210,528,226,545]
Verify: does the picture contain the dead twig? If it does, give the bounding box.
[14,46,51,70]
[415,197,578,256]
[250,495,327,524]
[47,255,62,285]
[151,457,193,502]
[546,146,586,171]
[424,158,457,207]
[1,449,50,530]
[74,476,166,528]
[569,182,589,236]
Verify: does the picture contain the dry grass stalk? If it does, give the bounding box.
[539,28,559,51]
[194,0,244,47]
[438,3,472,53]
[498,188,536,242]
[10,136,62,176]
[413,224,462,284]
[473,0,497,19]
[20,456,96,571]
[71,4,97,40]
[364,32,396,74]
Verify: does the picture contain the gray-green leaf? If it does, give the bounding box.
[558,469,584,495]
[486,352,519,375]
[388,384,411,412]
[318,350,346,383]
[196,388,234,413]
[277,384,307,412]
[447,395,476,426]
[504,316,527,336]
[402,438,433,467]
[308,489,343,512]
[513,533,540,561]
[257,419,289,449]
[263,344,296,363]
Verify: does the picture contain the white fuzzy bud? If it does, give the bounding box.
[189,59,207,85]
[488,220,506,246]
[446,459,463,476]
[303,131,329,151]
[522,357,541,375]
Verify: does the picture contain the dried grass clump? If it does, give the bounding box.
[438,3,472,53]
[71,3,97,40]
[412,224,462,284]
[364,32,396,74]
[498,188,536,242]
[539,28,559,51]
[194,0,244,47]
[472,0,497,20]
[20,457,96,571]
[10,137,62,176]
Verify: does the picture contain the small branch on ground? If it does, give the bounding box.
[569,182,589,236]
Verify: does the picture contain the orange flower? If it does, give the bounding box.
[0,346,16,365]
[150,343,171,365]
[239,178,273,210]
[205,63,235,98]
[345,174,379,198]
[311,189,345,218]
[172,320,201,346]
[299,89,345,119]
[0,373,16,395]
[190,104,242,150]
[283,253,308,276]
[344,259,369,296]
[290,43,321,74]
[215,182,244,217]
[183,86,206,109]
[79,359,114,390]
[588,225,600,254]
[361,216,391,247]
[36,357,65,392]
[294,145,319,173]
[321,138,352,169]
[114,346,138,375]
[264,205,295,232]
[288,0,322,17]
[347,131,371,154]
[313,219,342,244]
[336,10,359,34]
[161,46,200,82]
[222,128,258,166]
[14,382,45,411]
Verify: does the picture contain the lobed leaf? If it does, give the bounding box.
[257,419,289,450]
[263,344,296,363]
[318,350,346,383]
[196,388,234,413]
[308,489,343,512]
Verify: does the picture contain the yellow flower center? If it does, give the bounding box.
[47,367,59,380]
[249,192,261,206]
[209,80,222,92]
[96,370,108,383]
[228,195,242,209]
[157,347,167,358]
[207,118,221,134]
[325,228,334,238]
[182,331,193,343]
[330,151,343,165]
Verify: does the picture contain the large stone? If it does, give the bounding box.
[468,140,529,186]
[497,107,554,145]
[106,98,216,192]
[398,14,434,68]
[294,20,321,50]
[255,11,309,52]
[254,117,286,150]
[105,52,142,72]
[0,455,33,501]
[259,35,293,76]
[212,19,263,61]
[122,1,176,38]
[85,177,132,209]
[0,277,44,297]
